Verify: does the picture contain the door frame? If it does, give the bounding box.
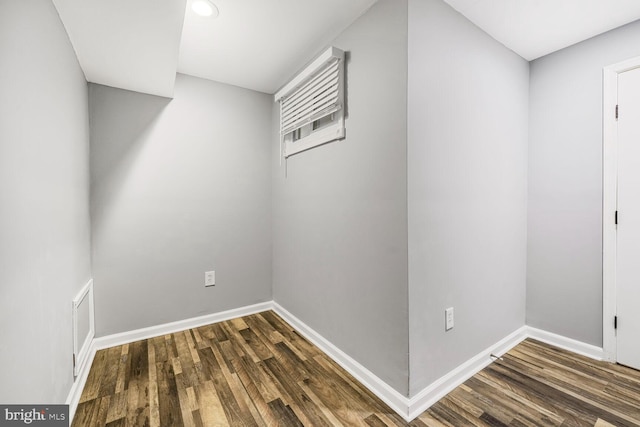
[602,55,640,363]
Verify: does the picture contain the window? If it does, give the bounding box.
[274,46,345,158]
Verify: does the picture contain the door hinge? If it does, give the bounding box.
[615,210,618,225]
[616,104,619,120]
[614,316,618,329]
[73,353,76,369]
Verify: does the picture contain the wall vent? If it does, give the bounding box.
[72,279,95,377]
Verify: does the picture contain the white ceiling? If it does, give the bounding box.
[52,0,376,97]
[52,0,640,97]
[442,0,640,61]
[178,0,377,94]
[52,0,186,98]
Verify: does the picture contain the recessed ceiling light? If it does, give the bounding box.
[191,0,219,18]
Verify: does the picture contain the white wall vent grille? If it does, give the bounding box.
[72,279,95,377]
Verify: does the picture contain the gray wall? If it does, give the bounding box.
[407,0,529,394]
[90,74,272,336]
[0,0,92,403]
[272,0,410,395]
[527,20,640,346]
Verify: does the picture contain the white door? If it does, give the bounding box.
[616,66,640,370]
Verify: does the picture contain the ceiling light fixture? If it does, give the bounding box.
[191,0,219,18]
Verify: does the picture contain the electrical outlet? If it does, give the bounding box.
[205,271,215,287]
[445,307,454,331]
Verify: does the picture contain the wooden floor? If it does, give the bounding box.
[72,311,640,426]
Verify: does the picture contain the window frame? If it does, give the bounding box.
[275,46,346,158]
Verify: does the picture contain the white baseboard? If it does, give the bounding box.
[525,326,604,360]
[272,302,413,421]
[66,301,273,423]
[92,302,273,350]
[407,326,528,420]
[66,343,98,422]
[65,300,606,424]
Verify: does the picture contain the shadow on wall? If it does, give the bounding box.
[88,84,171,233]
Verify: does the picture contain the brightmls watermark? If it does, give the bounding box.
[0,405,68,426]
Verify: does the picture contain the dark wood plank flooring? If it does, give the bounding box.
[71,311,640,426]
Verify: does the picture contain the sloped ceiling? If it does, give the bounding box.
[52,0,377,97]
[442,0,640,61]
[52,0,186,98]
[178,0,378,94]
[52,0,640,97]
